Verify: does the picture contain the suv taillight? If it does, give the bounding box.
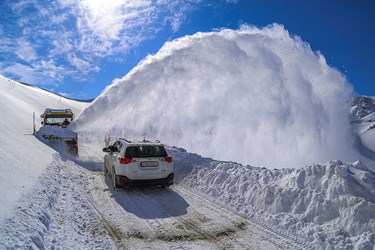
[164,156,173,163]
[118,156,134,164]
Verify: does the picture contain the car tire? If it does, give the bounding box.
[104,161,108,176]
[112,167,119,191]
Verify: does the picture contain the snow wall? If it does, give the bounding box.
[74,24,359,168]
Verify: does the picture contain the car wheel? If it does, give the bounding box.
[112,167,119,191]
[104,161,108,176]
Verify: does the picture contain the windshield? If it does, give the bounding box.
[125,146,167,158]
[45,117,73,125]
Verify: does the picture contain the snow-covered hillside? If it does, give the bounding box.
[0,76,88,223]
[74,24,359,169]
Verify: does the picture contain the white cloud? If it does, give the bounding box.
[49,32,74,57]
[78,0,151,40]
[0,0,199,86]
[34,59,69,81]
[71,0,197,54]
[67,54,99,75]
[15,39,38,62]
[0,37,12,55]
[0,62,39,84]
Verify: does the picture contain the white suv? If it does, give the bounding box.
[103,138,174,190]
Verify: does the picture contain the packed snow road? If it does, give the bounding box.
[90,173,280,249]
[0,152,307,249]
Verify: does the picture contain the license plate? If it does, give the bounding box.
[140,161,159,167]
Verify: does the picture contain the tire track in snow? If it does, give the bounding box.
[45,157,116,249]
[83,170,307,249]
[138,187,252,249]
[83,172,160,248]
[49,157,310,250]
[172,186,312,250]
[0,155,115,249]
[127,189,224,246]
[86,172,250,249]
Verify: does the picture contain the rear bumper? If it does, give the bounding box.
[117,173,174,187]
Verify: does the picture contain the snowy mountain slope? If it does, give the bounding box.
[73,24,359,169]
[0,75,88,223]
[351,96,375,171]
[352,96,375,119]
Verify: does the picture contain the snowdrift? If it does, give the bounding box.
[74,24,358,168]
[171,147,375,248]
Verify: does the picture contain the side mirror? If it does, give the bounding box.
[102,147,111,153]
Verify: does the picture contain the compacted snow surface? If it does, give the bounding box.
[1,26,375,250]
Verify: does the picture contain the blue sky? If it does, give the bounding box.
[0,0,374,99]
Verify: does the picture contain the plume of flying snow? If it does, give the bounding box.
[74,24,359,168]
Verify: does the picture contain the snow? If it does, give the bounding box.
[172,148,375,247]
[1,26,375,250]
[351,96,375,172]
[73,24,358,169]
[0,76,88,224]
[37,125,77,139]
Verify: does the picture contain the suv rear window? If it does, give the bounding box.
[125,145,167,158]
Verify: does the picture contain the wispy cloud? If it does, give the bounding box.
[0,0,201,87]
[1,62,39,84]
[15,39,38,62]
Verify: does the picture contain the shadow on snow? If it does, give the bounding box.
[104,176,189,219]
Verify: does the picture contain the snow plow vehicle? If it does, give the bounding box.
[36,108,78,155]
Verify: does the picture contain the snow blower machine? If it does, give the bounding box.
[37,108,78,155]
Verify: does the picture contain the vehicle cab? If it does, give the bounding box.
[40,108,74,126]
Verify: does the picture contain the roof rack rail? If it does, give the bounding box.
[119,138,132,143]
[141,138,161,143]
[119,138,161,144]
